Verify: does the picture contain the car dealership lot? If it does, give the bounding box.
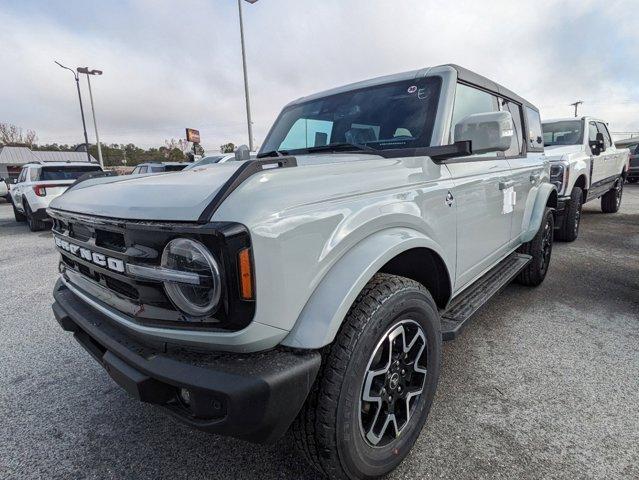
[1,189,638,480]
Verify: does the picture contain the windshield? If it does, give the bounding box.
[39,166,102,181]
[542,120,584,146]
[185,155,225,170]
[260,77,442,155]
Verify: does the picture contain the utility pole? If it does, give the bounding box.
[570,101,583,118]
[55,61,91,163]
[78,67,104,168]
[238,0,258,152]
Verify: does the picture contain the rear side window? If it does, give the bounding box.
[40,166,102,181]
[525,107,543,151]
[502,100,523,156]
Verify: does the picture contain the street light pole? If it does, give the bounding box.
[78,67,104,168]
[570,100,583,118]
[55,61,91,163]
[238,0,256,151]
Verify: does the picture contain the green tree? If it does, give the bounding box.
[220,142,235,153]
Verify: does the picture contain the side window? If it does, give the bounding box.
[280,118,333,150]
[29,168,39,181]
[501,100,523,156]
[524,107,543,150]
[17,168,27,183]
[139,166,148,174]
[131,167,140,174]
[588,122,598,143]
[596,123,612,149]
[450,83,499,143]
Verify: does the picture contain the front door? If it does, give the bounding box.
[588,121,607,185]
[446,83,513,292]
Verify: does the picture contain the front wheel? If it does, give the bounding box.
[601,178,623,213]
[13,201,26,222]
[555,186,582,242]
[516,207,554,286]
[293,273,442,479]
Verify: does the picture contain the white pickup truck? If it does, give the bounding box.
[542,117,629,241]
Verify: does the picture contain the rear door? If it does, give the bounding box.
[503,102,544,244]
[445,83,513,291]
[596,122,622,179]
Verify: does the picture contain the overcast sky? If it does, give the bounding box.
[1,0,638,151]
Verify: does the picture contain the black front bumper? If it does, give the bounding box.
[52,279,321,444]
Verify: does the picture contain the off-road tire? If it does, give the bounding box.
[25,201,47,232]
[555,186,582,242]
[292,273,442,480]
[601,178,623,213]
[516,207,554,287]
[13,201,26,222]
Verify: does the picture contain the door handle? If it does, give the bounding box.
[499,180,515,190]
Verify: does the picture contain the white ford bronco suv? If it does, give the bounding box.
[49,65,557,479]
[542,117,629,241]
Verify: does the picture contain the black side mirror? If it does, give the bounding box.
[589,132,606,156]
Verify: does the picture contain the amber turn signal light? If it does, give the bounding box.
[238,248,254,300]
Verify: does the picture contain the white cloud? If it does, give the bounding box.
[1,0,638,151]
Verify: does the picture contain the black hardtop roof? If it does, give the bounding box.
[447,64,539,112]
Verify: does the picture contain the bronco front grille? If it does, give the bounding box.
[48,209,257,332]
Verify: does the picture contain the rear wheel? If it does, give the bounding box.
[293,273,442,479]
[555,186,582,242]
[516,207,554,286]
[601,177,623,213]
[25,201,47,231]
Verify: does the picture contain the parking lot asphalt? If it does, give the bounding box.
[1,187,638,480]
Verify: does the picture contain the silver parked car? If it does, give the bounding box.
[48,64,556,479]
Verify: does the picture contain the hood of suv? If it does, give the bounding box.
[48,162,246,221]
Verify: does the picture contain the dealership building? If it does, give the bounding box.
[0,146,97,181]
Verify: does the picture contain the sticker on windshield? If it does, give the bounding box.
[407,85,417,94]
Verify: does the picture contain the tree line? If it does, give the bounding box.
[0,122,212,167]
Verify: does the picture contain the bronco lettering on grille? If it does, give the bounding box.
[54,236,125,273]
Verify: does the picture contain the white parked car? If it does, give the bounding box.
[10,161,103,231]
[542,117,630,241]
[183,152,257,170]
[0,177,9,200]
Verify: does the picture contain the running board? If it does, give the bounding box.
[441,253,532,341]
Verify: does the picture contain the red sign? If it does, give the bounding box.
[185,128,200,143]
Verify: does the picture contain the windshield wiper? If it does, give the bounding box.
[301,142,381,155]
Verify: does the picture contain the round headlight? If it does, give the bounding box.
[161,238,221,317]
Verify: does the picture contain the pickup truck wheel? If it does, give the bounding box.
[25,202,47,232]
[556,186,582,242]
[292,273,441,480]
[516,207,554,286]
[601,178,623,213]
[12,202,26,222]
